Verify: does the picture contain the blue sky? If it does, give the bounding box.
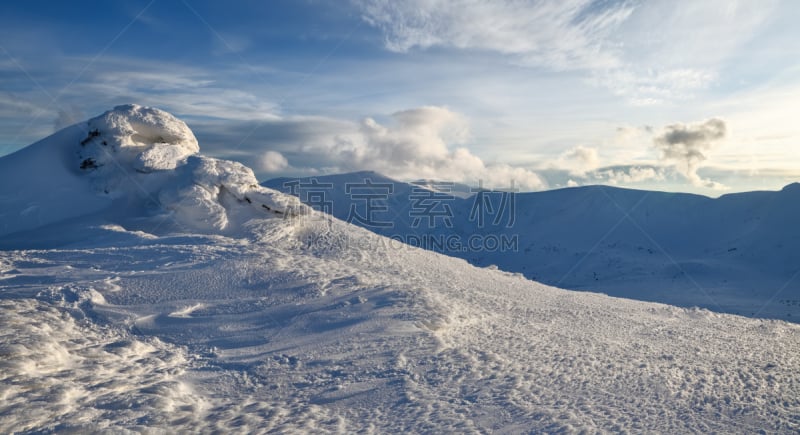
[1,0,799,194]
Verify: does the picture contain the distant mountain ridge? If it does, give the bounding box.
[264,172,800,320]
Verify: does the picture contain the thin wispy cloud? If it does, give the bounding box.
[355,0,779,105]
[594,68,716,106]
[356,0,632,70]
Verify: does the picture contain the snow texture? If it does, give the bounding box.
[0,104,305,239]
[1,106,799,433]
[265,172,800,321]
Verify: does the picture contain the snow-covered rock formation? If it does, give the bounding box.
[0,104,304,240]
[80,103,199,174]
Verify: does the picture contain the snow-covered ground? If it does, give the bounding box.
[264,173,800,321]
[1,105,799,433]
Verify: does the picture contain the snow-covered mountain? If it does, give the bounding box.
[264,173,800,320]
[2,105,799,433]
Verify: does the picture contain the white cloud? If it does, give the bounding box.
[25,57,282,123]
[594,68,716,106]
[0,56,284,151]
[260,150,289,173]
[356,0,632,70]
[0,92,41,118]
[601,0,778,104]
[203,106,545,190]
[592,166,666,185]
[543,117,734,191]
[558,145,599,176]
[356,0,780,105]
[339,106,545,190]
[618,0,778,70]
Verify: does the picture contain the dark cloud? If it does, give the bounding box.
[654,118,725,163]
[653,118,727,188]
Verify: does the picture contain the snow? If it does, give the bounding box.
[85,103,199,173]
[0,298,206,432]
[264,173,800,321]
[1,106,799,433]
[0,104,305,242]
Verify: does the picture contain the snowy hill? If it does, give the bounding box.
[264,173,800,320]
[1,106,799,433]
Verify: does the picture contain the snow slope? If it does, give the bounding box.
[264,173,800,320]
[2,106,799,433]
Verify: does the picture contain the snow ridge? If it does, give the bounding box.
[264,172,800,320]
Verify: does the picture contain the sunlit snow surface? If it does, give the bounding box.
[264,173,800,321]
[1,106,799,433]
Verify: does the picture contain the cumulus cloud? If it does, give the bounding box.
[548,119,731,191]
[357,106,471,167]
[653,118,727,189]
[558,145,599,176]
[201,106,545,190]
[259,150,289,173]
[337,106,544,190]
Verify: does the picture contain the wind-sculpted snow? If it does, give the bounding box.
[81,103,199,174]
[157,155,305,233]
[2,218,799,433]
[0,104,304,241]
[1,107,799,432]
[0,298,207,432]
